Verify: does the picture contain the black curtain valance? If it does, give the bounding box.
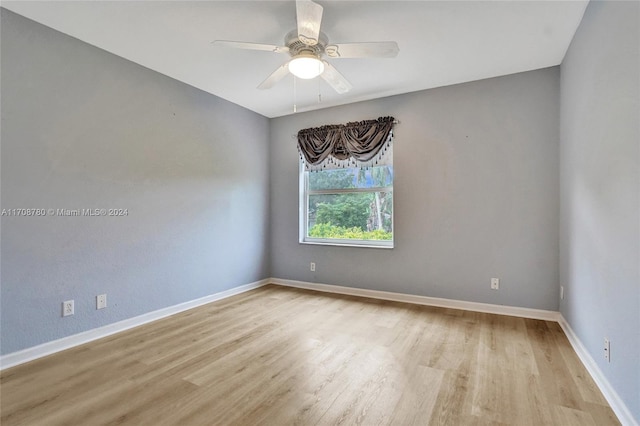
[297,116,395,170]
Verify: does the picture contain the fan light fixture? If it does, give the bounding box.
[288,55,324,79]
[212,0,399,93]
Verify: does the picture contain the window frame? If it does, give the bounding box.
[299,162,394,249]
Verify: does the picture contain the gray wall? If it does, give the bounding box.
[1,10,270,355]
[270,67,560,311]
[559,1,640,421]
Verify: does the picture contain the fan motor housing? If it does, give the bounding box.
[285,29,328,57]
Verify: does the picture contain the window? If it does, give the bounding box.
[297,116,395,248]
[300,157,394,248]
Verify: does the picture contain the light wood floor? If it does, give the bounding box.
[1,285,619,425]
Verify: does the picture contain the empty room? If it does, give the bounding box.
[1,1,638,425]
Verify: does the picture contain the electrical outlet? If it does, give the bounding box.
[62,300,74,317]
[490,278,500,290]
[97,294,107,310]
[604,338,610,362]
[310,262,316,272]
[560,286,564,300]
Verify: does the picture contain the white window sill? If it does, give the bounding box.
[299,240,394,249]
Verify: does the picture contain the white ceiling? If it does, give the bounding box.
[2,1,588,118]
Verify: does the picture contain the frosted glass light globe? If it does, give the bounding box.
[288,56,324,79]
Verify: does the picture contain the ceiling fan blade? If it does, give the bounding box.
[296,0,323,46]
[320,61,352,94]
[212,40,289,54]
[325,42,399,58]
[258,62,291,90]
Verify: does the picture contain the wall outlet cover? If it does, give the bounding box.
[97,294,107,309]
[63,300,74,317]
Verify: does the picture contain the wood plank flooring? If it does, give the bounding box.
[0,284,619,425]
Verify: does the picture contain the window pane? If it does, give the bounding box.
[307,191,393,241]
[308,166,393,191]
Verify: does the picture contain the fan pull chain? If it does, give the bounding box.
[293,76,297,113]
[318,73,322,104]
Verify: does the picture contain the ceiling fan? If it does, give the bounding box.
[212,0,399,94]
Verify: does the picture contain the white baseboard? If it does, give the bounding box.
[270,278,560,321]
[558,315,638,426]
[0,279,270,371]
